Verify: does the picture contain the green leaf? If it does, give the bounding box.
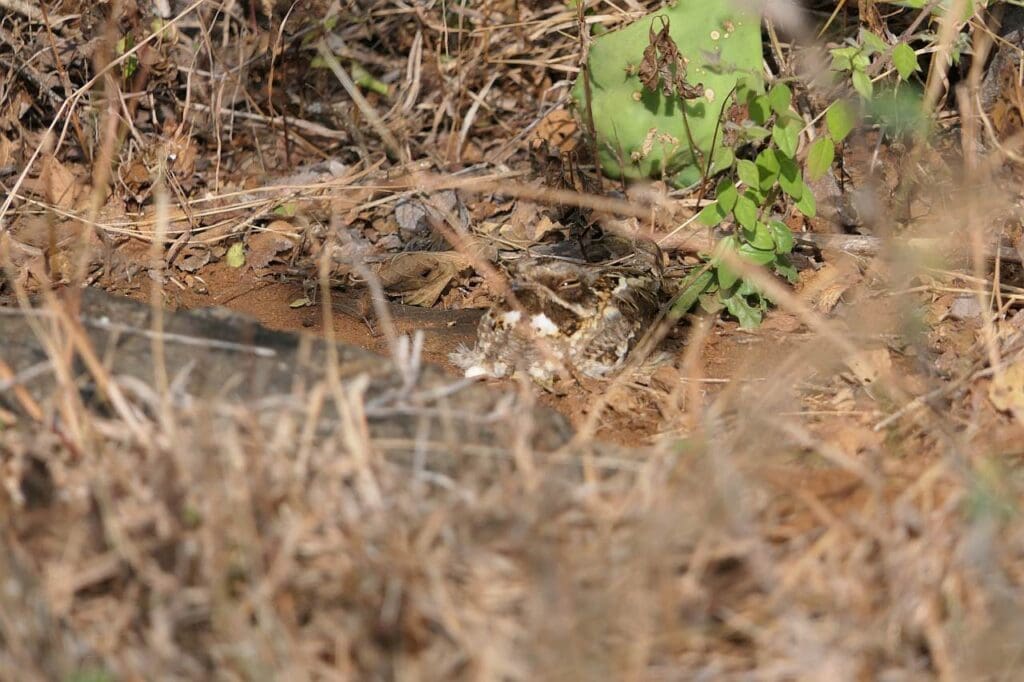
[860,29,887,55]
[777,155,803,200]
[737,241,777,265]
[698,201,728,227]
[830,48,855,72]
[712,236,740,290]
[868,87,928,137]
[670,269,715,317]
[351,61,390,95]
[768,82,793,116]
[769,220,795,253]
[796,182,817,217]
[892,42,920,80]
[755,148,781,189]
[734,194,759,229]
[274,202,298,217]
[826,100,856,142]
[744,184,767,206]
[851,68,873,99]
[772,120,800,158]
[737,159,759,189]
[741,124,772,141]
[699,293,725,314]
[805,137,835,182]
[116,36,138,80]
[737,279,769,303]
[736,73,764,99]
[226,242,246,268]
[774,255,799,283]
[722,292,763,328]
[746,221,775,249]
[735,79,756,104]
[66,668,116,682]
[713,148,736,175]
[717,182,739,213]
[749,95,772,125]
[717,265,739,291]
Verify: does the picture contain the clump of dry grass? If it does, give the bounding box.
[4,282,1024,680]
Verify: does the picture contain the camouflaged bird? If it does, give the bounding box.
[452,239,663,383]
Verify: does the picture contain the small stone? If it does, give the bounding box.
[948,295,983,321]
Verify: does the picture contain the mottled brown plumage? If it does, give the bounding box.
[452,240,663,382]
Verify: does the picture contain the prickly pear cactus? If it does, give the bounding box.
[572,1,763,187]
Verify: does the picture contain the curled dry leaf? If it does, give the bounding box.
[376,251,474,307]
[175,244,212,273]
[496,200,541,244]
[247,221,298,269]
[799,257,862,314]
[22,155,79,210]
[638,17,704,100]
[165,131,198,185]
[0,134,12,168]
[530,109,578,153]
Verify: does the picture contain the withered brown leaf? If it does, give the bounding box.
[637,17,705,101]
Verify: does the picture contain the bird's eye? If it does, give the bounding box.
[559,279,580,289]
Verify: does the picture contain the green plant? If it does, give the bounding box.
[829,29,887,100]
[669,23,930,327]
[115,35,139,81]
[829,27,922,100]
[572,2,763,187]
[670,81,812,328]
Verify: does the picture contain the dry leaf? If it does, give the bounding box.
[28,155,79,210]
[247,221,297,269]
[530,109,578,153]
[376,251,473,307]
[638,18,703,100]
[175,244,212,273]
[0,135,12,168]
[799,257,862,314]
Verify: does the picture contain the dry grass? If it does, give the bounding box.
[3,0,1024,680]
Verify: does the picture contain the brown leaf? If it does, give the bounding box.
[28,155,79,210]
[175,244,212,273]
[0,134,12,168]
[530,109,578,153]
[376,251,474,307]
[637,18,703,100]
[246,222,297,270]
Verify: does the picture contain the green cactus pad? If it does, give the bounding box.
[573,2,763,187]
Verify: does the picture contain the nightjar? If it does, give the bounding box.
[452,239,663,382]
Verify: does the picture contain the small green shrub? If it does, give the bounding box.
[671,81,810,328]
